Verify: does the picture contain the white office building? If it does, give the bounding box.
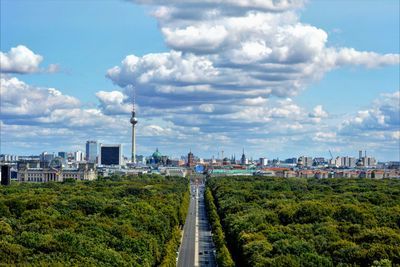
[259,158,268,166]
[74,151,85,162]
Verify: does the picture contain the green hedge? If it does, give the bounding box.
[160,186,189,267]
[159,226,181,267]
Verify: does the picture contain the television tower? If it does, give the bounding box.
[130,89,138,164]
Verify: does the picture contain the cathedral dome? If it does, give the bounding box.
[152,148,162,161]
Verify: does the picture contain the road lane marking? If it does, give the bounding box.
[194,186,199,267]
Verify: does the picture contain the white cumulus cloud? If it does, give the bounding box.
[0,45,61,74]
[1,75,80,117]
[0,45,43,74]
[108,0,399,115]
[341,91,399,132]
[96,90,132,115]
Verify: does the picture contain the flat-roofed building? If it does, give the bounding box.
[86,140,98,163]
[298,156,313,167]
[99,144,122,166]
[17,158,96,182]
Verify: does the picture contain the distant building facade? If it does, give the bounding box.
[187,151,195,167]
[86,140,98,163]
[313,157,327,166]
[298,156,313,167]
[362,157,377,167]
[0,154,19,162]
[17,158,96,182]
[58,152,67,159]
[74,151,85,162]
[99,144,122,166]
[259,158,268,166]
[340,157,357,168]
[241,149,248,165]
[40,152,55,162]
[284,158,297,164]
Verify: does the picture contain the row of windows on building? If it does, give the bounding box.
[24,173,83,182]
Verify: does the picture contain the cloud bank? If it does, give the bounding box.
[108,0,398,105]
[103,0,399,158]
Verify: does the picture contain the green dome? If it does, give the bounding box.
[152,148,162,160]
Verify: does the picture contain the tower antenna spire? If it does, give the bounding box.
[132,86,136,112]
[130,86,138,164]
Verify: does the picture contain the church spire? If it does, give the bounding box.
[241,148,247,165]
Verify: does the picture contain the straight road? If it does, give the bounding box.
[197,181,217,266]
[177,177,216,267]
[177,181,197,267]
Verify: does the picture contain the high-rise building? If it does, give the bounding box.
[1,165,11,186]
[187,150,195,167]
[259,158,268,166]
[340,156,357,168]
[348,157,357,168]
[362,156,377,167]
[40,152,55,162]
[340,157,347,167]
[58,152,67,159]
[99,144,122,166]
[298,156,313,167]
[85,141,97,163]
[74,151,84,162]
[328,157,341,167]
[130,92,138,164]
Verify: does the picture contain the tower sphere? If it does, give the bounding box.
[130,111,138,125]
[130,116,138,125]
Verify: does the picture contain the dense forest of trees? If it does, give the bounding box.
[207,177,400,267]
[0,175,189,266]
[205,187,235,267]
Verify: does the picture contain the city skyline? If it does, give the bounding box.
[1,0,399,161]
[0,142,386,166]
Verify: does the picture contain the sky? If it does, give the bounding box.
[1,0,399,161]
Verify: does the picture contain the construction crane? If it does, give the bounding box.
[329,150,333,160]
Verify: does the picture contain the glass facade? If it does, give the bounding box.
[86,141,97,163]
[58,152,67,159]
[100,146,120,165]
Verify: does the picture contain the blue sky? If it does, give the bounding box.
[1,0,399,161]
[297,0,399,113]
[1,0,166,101]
